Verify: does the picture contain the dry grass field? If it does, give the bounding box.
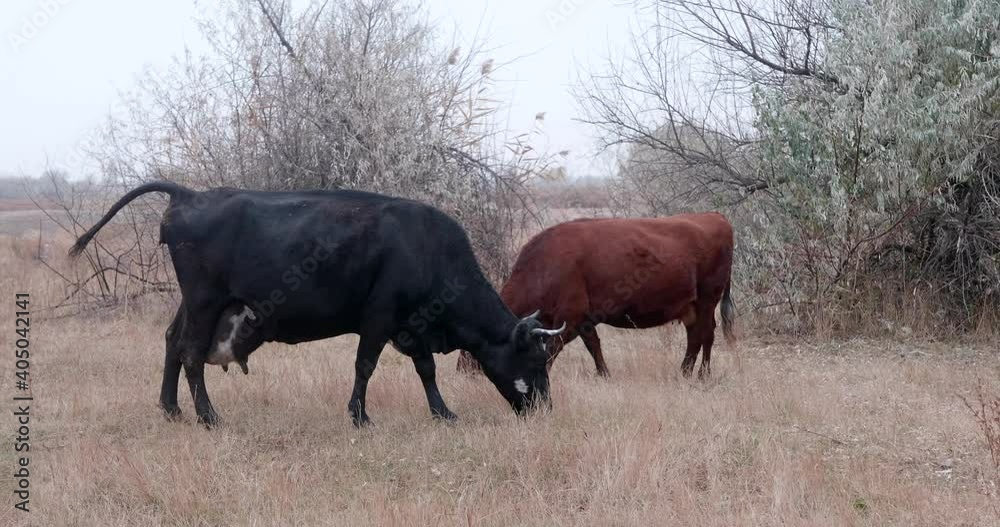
[1,214,999,526]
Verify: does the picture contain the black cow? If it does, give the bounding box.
[70,182,565,427]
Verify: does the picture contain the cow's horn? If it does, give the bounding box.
[520,309,541,322]
[238,359,249,375]
[531,321,566,337]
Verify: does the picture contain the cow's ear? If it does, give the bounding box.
[511,318,538,351]
[513,310,542,341]
[512,318,531,347]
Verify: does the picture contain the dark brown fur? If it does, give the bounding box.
[460,213,736,378]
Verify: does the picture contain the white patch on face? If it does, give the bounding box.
[514,378,529,394]
[207,306,254,365]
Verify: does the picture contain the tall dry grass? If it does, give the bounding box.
[1,227,998,526]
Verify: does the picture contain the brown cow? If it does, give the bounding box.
[458,213,736,378]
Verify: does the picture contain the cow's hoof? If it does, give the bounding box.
[160,404,182,421]
[350,411,372,428]
[432,408,458,422]
[596,369,611,378]
[197,411,220,429]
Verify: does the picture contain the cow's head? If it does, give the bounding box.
[493,310,565,414]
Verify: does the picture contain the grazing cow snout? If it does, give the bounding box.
[509,378,551,415]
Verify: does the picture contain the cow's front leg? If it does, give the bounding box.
[348,334,385,427]
[412,354,457,421]
[183,361,218,427]
[580,329,610,378]
[175,300,226,426]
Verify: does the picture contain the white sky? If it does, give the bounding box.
[1,0,636,180]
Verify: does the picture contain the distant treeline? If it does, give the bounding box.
[0,174,69,201]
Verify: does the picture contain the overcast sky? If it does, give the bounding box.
[2,0,636,180]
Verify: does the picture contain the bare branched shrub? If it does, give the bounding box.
[27,172,174,311]
[53,0,550,305]
[532,176,611,213]
[901,133,1000,320]
[960,382,1000,514]
[578,0,1000,335]
[605,124,757,216]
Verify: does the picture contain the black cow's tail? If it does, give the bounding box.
[720,280,737,347]
[68,181,191,258]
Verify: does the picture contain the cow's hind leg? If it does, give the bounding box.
[698,313,717,379]
[680,306,702,378]
[176,299,227,427]
[679,303,701,377]
[159,306,184,419]
[580,328,610,378]
[681,325,702,377]
[412,354,457,421]
[183,362,217,426]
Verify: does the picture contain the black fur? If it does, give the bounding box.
[71,182,556,427]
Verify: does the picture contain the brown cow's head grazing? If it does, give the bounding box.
[495,311,565,414]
